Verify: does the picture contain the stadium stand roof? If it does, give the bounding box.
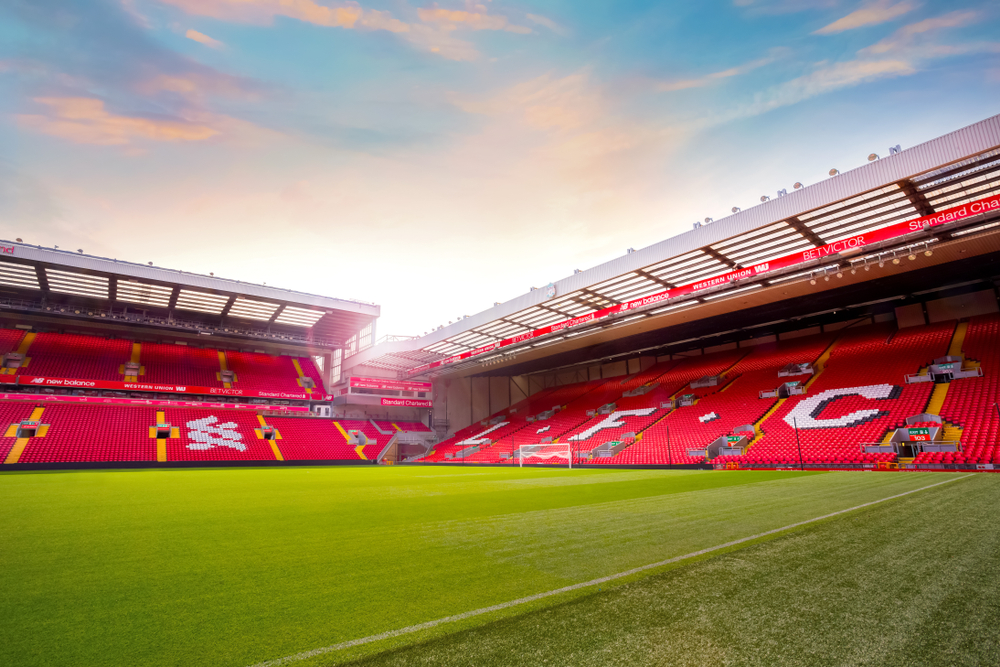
[0,244,379,349]
[351,113,1000,380]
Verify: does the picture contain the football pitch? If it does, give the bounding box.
[1,467,997,667]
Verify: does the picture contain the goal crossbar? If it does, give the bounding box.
[518,443,573,468]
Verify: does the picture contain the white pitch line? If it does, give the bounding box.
[249,474,974,667]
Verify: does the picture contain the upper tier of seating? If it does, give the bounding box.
[19,333,133,381]
[0,327,325,396]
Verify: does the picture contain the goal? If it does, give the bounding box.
[518,443,573,468]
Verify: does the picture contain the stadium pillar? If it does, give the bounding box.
[793,417,804,470]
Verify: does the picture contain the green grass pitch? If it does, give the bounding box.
[1,467,997,667]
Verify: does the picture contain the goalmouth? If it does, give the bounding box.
[518,443,573,468]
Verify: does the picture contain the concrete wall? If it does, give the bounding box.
[778,326,821,340]
[446,377,472,436]
[895,303,926,328]
[704,341,737,354]
[490,376,510,415]
[926,289,999,323]
[745,334,777,347]
[471,376,491,424]
[601,360,627,378]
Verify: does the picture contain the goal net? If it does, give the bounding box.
[518,443,573,467]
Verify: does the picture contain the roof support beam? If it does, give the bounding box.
[220,295,237,318]
[268,304,286,324]
[701,247,738,270]
[536,303,576,318]
[635,268,674,289]
[35,266,50,295]
[785,216,826,248]
[167,285,180,310]
[898,179,936,217]
[576,288,619,308]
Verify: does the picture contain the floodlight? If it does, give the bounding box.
[851,269,857,275]
[878,261,885,268]
[892,258,901,265]
[924,250,933,257]
[908,253,917,261]
[836,272,843,278]
[809,277,817,285]
[824,275,830,282]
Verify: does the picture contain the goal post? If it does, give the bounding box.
[518,443,573,468]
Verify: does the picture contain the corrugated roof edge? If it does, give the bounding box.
[0,242,380,316]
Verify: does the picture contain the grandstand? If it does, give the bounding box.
[2,114,1000,471]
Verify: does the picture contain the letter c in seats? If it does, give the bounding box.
[783,384,900,429]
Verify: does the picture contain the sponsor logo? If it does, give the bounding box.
[970,198,1000,215]
[380,398,432,408]
[753,262,770,273]
[0,245,13,255]
[802,236,867,261]
[551,313,596,332]
[30,378,45,384]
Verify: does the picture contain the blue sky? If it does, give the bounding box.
[1,0,998,338]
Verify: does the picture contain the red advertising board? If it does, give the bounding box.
[15,376,310,400]
[0,393,310,411]
[380,398,432,408]
[408,193,1000,377]
[350,377,432,392]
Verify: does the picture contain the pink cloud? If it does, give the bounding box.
[814,0,917,35]
[17,97,219,146]
[157,0,408,32]
[185,29,225,49]
[417,7,531,34]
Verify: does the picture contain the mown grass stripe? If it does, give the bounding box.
[249,473,972,667]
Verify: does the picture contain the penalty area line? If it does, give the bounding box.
[249,473,974,667]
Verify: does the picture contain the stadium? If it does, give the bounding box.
[2,113,1000,665]
[0,0,1000,667]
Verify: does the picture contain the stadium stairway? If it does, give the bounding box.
[0,331,32,374]
[121,342,144,382]
[741,333,841,458]
[3,406,46,464]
